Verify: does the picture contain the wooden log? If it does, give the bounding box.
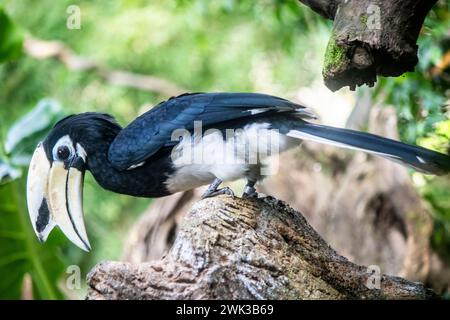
[87,196,436,300]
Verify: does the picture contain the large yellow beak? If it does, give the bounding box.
[26,143,91,251]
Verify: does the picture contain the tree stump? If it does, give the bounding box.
[86,195,436,299]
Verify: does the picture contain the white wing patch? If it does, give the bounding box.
[249,108,271,115]
[127,161,145,170]
[416,156,426,164]
[247,105,317,119]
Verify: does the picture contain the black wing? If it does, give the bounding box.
[108,92,312,170]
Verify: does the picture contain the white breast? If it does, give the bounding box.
[164,123,296,193]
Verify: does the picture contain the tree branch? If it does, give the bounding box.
[87,196,436,300]
[23,37,186,97]
[298,0,341,19]
[298,0,438,91]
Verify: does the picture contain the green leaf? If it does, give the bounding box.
[0,99,68,298]
[0,157,21,185]
[5,99,64,162]
[0,99,64,184]
[0,7,23,64]
[0,178,65,299]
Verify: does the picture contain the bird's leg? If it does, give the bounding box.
[202,178,235,199]
[242,179,258,198]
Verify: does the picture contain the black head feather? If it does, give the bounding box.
[43,112,121,161]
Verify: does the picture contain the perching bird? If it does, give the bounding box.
[27,92,450,251]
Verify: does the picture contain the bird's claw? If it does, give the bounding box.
[242,185,258,199]
[202,186,235,199]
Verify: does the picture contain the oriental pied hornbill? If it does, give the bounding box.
[27,92,450,251]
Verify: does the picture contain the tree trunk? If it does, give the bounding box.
[86,195,436,300]
[298,0,438,91]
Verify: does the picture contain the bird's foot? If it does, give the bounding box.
[202,186,235,199]
[242,185,258,199]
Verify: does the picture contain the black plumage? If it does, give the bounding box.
[108,92,311,171]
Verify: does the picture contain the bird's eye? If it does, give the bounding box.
[57,145,71,161]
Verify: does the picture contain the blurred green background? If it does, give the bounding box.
[0,0,449,299]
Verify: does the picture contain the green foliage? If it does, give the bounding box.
[0,158,20,185]
[417,119,450,154]
[417,119,450,260]
[0,180,66,299]
[373,2,450,145]
[5,99,64,165]
[420,175,450,260]
[372,3,450,261]
[0,6,23,64]
[0,99,64,183]
[0,99,64,179]
[0,101,66,299]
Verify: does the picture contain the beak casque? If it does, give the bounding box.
[27,143,91,251]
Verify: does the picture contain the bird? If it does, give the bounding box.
[26,92,450,251]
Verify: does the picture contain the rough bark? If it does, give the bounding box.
[87,195,436,300]
[298,0,438,91]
